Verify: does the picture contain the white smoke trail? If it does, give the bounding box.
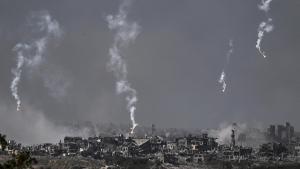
[10,11,62,111]
[256,0,274,58]
[258,0,273,12]
[218,40,233,93]
[11,45,27,111]
[106,0,140,134]
[218,71,226,93]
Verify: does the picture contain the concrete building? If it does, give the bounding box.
[268,122,295,143]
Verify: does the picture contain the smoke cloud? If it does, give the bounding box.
[256,0,274,58]
[42,67,71,101]
[10,11,63,111]
[208,122,267,148]
[0,101,98,145]
[218,40,233,93]
[106,0,141,134]
[208,122,243,145]
[258,0,273,12]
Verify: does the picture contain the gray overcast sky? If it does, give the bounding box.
[0,0,300,143]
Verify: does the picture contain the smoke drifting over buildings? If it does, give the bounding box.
[106,0,140,134]
[208,122,267,148]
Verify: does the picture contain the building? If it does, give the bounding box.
[268,125,276,138]
[268,122,295,143]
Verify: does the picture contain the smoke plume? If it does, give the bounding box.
[10,11,63,111]
[256,0,274,58]
[42,67,71,101]
[218,40,233,93]
[208,122,243,145]
[218,71,226,93]
[208,122,267,147]
[0,101,99,145]
[106,0,141,134]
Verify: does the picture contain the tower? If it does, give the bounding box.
[151,124,156,137]
[231,129,236,148]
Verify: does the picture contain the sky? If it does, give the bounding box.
[0,0,300,144]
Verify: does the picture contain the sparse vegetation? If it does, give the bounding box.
[0,134,8,151]
[0,133,37,169]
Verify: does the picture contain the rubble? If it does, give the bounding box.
[1,122,300,168]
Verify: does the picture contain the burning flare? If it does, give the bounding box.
[218,71,227,93]
[218,40,233,93]
[106,0,140,134]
